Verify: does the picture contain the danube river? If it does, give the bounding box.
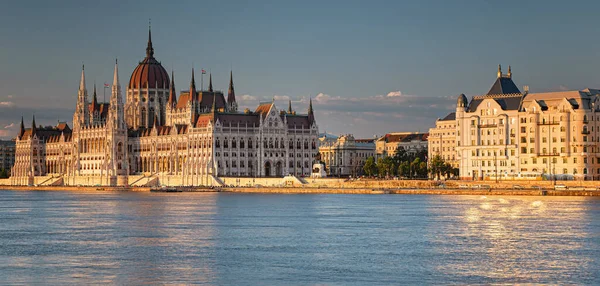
[0,190,598,284]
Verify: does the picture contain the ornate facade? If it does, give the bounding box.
[375,132,428,159]
[11,29,319,186]
[318,134,375,177]
[444,65,600,180]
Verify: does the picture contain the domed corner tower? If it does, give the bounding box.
[456,93,467,112]
[126,26,170,130]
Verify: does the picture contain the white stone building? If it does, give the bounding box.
[10,28,319,186]
[375,132,428,159]
[319,134,375,177]
[428,112,458,167]
[454,65,600,180]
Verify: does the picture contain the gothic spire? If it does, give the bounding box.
[79,64,86,91]
[31,115,37,136]
[227,70,236,104]
[168,70,177,106]
[18,116,24,139]
[508,65,512,78]
[146,20,154,58]
[112,59,119,87]
[208,73,213,92]
[190,68,197,102]
[308,97,314,123]
[288,100,293,114]
[497,64,502,78]
[92,83,98,108]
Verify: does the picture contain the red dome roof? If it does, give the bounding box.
[128,28,170,90]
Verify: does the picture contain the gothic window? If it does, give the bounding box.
[304,140,309,149]
[297,140,301,149]
[232,140,236,149]
[224,138,229,148]
[289,139,293,149]
[216,138,221,148]
[149,108,155,125]
[240,140,244,149]
[141,107,147,126]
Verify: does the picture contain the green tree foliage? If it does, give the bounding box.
[363,156,377,177]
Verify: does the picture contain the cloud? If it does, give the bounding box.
[273,95,290,101]
[0,101,15,107]
[558,85,569,91]
[0,130,14,137]
[386,91,403,97]
[308,91,456,137]
[239,94,257,101]
[4,123,14,129]
[7,95,14,99]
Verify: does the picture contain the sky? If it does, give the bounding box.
[2,0,600,139]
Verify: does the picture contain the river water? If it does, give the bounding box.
[0,190,598,284]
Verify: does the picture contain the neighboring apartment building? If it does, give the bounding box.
[0,140,16,175]
[375,132,428,159]
[428,112,458,167]
[319,134,375,177]
[455,65,600,180]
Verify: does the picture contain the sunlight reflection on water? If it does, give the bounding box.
[0,191,598,284]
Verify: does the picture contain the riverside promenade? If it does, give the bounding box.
[1,179,600,196]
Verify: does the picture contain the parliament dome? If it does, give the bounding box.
[128,28,169,90]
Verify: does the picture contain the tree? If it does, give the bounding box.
[428,155,445,180]
[398,161,410,178]
[363,156,377,177]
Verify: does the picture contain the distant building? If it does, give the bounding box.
[428,112,458,167]
[319,134,375,177]
[375,132,428,159]
[0,140,15,175]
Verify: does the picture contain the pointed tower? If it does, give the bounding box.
[146,22,154,59]
[108,59,124,129]
[227,70,237,112]
[18,116,25,140]
[167,70,177,107]
[507,65,512,78]
[189,68,197,123]
[31,115,37,137]
[208,73,213,92]
[308,97,315,124]
[497,64,502,78]
[288,100,293,114]
[73,64,89,130]
[107,59,128,182]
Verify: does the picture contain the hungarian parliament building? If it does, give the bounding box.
[10,29,319,186]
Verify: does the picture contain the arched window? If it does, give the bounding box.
[141,107,147,126]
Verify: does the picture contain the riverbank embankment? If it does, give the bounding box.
[2,184,600,196]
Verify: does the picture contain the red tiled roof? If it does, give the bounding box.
[255,102,272,116]
[381,133,428,143]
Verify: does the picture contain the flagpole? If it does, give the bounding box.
[201,72,204,91]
